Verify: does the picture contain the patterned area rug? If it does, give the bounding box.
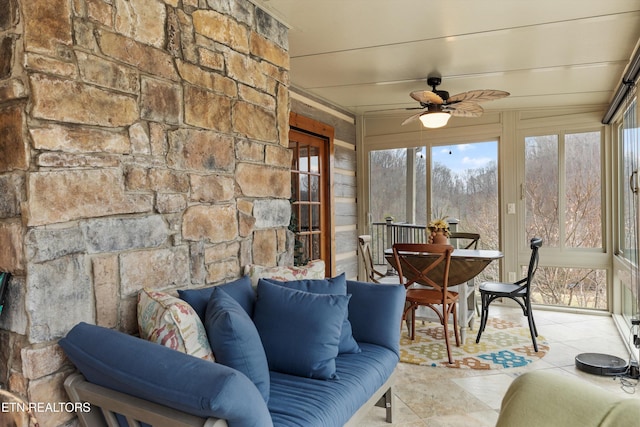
[400,318,549,369]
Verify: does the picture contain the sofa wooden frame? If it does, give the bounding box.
[64,369,396,427]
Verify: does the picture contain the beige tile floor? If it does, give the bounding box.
[357,305,639,427]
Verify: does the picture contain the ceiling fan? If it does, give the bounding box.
[402,77,510,128]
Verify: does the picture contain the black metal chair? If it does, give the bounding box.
[476,237,543,352]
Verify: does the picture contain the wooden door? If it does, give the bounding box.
[289,113,334,276]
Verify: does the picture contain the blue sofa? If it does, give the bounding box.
[60,280,406,427]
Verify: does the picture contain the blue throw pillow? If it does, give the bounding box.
[178,276,255,320]
[253,279,350,380]
[59,322,273,427]
[204,287,270,402]
[346,280,406,356]
[263,273,360,354]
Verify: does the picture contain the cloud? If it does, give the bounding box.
[462,156,493,167]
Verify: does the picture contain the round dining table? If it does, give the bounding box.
[384,248,503,341]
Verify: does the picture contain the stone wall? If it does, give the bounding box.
[0,0,291,425]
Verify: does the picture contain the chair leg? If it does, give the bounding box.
[409,305,417,340]
[476,293,489,344]
[527,301,538,337]
[525,300,538,352]
[452,303,460,346]
[442,311,453,364]
[402,302,412,338]
[527,315,538,352]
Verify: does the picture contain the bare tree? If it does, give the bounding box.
[525,132,605,309]
[368,133,605,309]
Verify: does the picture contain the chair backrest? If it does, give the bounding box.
[523,237,543,294]
[449,232,480,249]
[358,235,379,283]
[392,243,454,294]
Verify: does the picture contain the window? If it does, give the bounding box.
[620,99,638,264]
[431,141,499,249]
[525,135,559,246]
[619,97,639,322]
[525,131,602,248]
[368,148,426,224]
[367,141,499,283]
[431,141,499,282]
[524,130,605,309]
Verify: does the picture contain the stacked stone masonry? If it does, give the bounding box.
[0,0,292,425]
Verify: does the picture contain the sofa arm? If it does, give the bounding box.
[59,323,272,427]
[346,280,405,355]
[496,371,640,427]
[64,373,228,427]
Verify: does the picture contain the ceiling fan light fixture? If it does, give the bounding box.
[419,111,451,128]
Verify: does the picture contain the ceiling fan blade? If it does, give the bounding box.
[401,111,426,125]
[367,106,424,113]
[444,102,484,117]
[446,89,509,104]
[410,90,444,105]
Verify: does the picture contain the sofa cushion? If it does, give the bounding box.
[244,260,325,287]
[59,323,273,427]
[137,288,214,361]
[346,280,406,356]
[178,275,255,320]
[253,279,349,380]
[263,274,360,354]
[204,287,270,403]
[269,343,399,426]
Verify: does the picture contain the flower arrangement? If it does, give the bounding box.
[427,217,450,236]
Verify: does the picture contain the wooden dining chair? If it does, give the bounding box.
[358,235,400,284]
[476,237,543,352]
[448,232,480,249]
[392,243,460,364]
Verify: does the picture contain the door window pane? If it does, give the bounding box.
[369,149,409,222]
[310,175,319,202]
[524,130,605,310]
[311,204,320,231]
[299,146,309,172]
[525,135,559,246]
[431,142,499,251]
[309,146,319,173]
[431,142,499,282]
[621,99,638,263]
[565,132,602,248]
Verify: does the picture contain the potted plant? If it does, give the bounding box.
[427,217,450,244]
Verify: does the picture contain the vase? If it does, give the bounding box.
[430,230,448,245]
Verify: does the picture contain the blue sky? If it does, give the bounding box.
[430,141,497,175]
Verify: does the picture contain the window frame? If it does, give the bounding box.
[517,125,609,310]
[522,129,605,252]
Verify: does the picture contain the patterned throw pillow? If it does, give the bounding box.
[137,288,214,361]
[244,260,325,287]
